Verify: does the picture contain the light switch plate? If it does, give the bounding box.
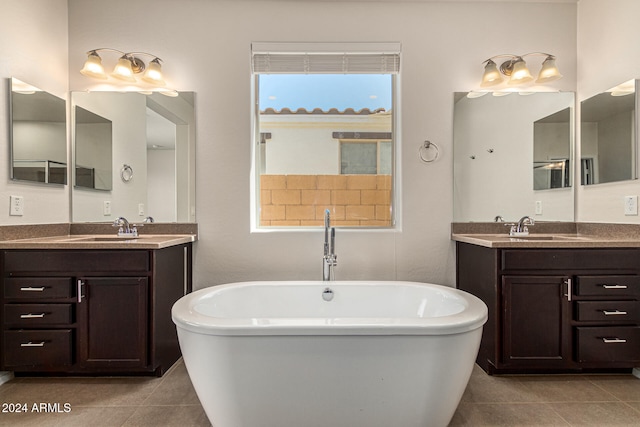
[103,201,111,216]
[535,200,543,215]
[138,203,145,216]
[624,195,638,216]
[9,195,23,216]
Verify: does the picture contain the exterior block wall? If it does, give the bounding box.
[260,174,392,226]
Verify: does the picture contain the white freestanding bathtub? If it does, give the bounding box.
[172,281,488,427]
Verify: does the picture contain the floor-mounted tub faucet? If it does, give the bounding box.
[323,209,337,281]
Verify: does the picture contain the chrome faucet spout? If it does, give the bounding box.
[516,216,534,232]
[112,216,138,237]
[509,215,534,236]
[322,209,337,281]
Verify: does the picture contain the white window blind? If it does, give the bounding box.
[251,42,400,74]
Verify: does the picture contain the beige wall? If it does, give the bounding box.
[577,0,640,223]
[0,0,69,224]
[66,0,577,288]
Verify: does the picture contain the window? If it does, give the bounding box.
[251,43,400,229]
[340,139,392,174]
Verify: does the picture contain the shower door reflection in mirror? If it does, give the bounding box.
[10,78,67,185]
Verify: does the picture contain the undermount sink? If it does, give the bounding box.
[509,236,572,240]
[74,236,145,242]
[463,234,585,242]
[508,235,580,241]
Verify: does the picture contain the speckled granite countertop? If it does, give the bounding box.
[0,234,196,250]
[451,222,640,248]
[0,223,198,249]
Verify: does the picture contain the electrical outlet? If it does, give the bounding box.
[624,195,638,216]
[9,195,23,216]
[138,203,145,216]
[103,201,111,216]
[535,201,543,215]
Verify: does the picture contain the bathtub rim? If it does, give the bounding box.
[172,280,488,336]
[172,281,487,336]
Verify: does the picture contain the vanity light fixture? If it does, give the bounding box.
[480,53,562,88]
[607,79,636,97]
[80,48,171,93]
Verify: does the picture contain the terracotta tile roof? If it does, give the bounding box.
[260,107,389,115]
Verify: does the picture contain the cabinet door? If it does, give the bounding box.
[502,275,572,368]
[78,277,148,369]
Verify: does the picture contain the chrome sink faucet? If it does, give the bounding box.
[323,209,337,281]
[509,216,534,236]
[112,217,138,237]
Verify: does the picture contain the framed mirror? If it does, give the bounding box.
[9,78,67,185]
[580,80,637,185]
[453,91,575,222]
[71,91,196,223]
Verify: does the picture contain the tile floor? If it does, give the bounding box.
[0,361,638,426]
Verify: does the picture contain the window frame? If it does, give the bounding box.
[250,43,401,231]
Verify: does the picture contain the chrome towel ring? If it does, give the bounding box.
[419,140,440,163]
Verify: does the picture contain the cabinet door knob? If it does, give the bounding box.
[602,338,627,344]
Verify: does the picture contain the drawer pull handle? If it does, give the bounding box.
[602,310,628,316]
[20,341,45,347]
[19,313,46,319]
[19,287,46,292]
[602,285,628,289]
[602,338,627,344]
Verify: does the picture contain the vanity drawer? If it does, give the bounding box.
[575,326,640,363]
[575,301,640,322]
[501,249,640,271]
[3,250,150,273]
[3,278,73,300]
[4,304,73,327]
[2,329,73,368]
[575,276,640,297]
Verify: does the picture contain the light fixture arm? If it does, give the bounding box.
[482,52,556,64]
[84,49,163,75]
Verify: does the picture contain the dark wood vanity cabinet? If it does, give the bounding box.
[457,243,640,374]
[0,244,192,376]
[502,275,573,369]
